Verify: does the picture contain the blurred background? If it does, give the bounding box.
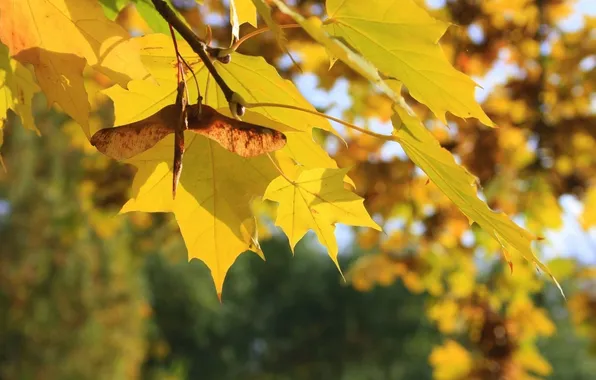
[1,0,595,379]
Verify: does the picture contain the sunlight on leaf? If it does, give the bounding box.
[391,104,563,295]
[107,33,342,170]
[230,0,257,40]
[270,0,418,120]
[121,133,279,296]
[0,0,150,134]
[0,44,40,133]
[264,167,381,271]
[324,0,493,126]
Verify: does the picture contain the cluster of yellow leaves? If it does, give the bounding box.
[430,340,473,380]
[99,32,368,294]
[0,0,149,136]
[427,294,556,379]
[0,0,563,297]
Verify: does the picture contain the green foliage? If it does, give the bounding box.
[0,119,145,380]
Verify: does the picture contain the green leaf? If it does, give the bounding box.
[324,0,493,126]
[134,0,172,35]
[104,34,345,173]
[391,103,563,296]
[270,0,414,118]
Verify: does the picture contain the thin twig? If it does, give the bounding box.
[266,153,295,184]
[232,24,302,49]
[245,102,394,141]
[173,81,188,199]
[151,0,235,103]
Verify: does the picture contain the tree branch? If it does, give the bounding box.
[151,0,235,103]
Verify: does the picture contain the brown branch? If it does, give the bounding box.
[151,0,235,103]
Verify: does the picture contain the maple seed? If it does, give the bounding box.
[90,122,171,161]
[90,104,286,160]
[188,104,285,157]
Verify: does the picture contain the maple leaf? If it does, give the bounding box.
[0,0,150,135]
[104,34,341,171]
[391,104,563,295]
[269,0,415,118]
[98,32,365,294]
[264,167,381,270]
[0,44,39,133]
[324,0,493,126]
[230,0,257,40]
[120,132,278,297]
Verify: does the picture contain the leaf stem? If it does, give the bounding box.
[233,24,301,49]
[151,0,235,103]
[245,102,394,141]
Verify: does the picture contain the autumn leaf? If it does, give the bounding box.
[270,0,415,118]
[0,43,40,134]
[98,31,359,293]
[324,0,493,126]
[264,167,381,271]
[120,131,279,296]
[391,104,562,294]
[0,0,150,134]
[105,34,341,171]
[230,0,257,40]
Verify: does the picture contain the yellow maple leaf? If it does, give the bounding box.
[230,0,257,40]
[391,104,563,295]
[270,0,421,124]
[324,0,493,126]
[120,132,278,297]
[264,167,381,270]
[104,34,341,171]
[0,44,40,133]
[0,0,149,134]
[99,34,355,295]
